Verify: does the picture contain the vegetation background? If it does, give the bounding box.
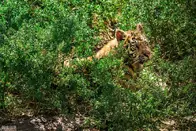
[0,0,195,130]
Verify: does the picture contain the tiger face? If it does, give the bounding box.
[122,24,152,77]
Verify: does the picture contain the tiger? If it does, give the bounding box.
[122,23,152,79]
[63,23,152,79]
[93,23,152,79]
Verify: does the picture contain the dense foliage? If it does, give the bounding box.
[0,0,195,130]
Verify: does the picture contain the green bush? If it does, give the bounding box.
[0,0,195,130]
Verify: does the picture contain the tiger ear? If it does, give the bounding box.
[115,29,127,41]
[136,23,144,34]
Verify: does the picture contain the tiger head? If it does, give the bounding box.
[116,24,152,72]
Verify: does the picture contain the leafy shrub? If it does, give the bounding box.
[0,0,195,130]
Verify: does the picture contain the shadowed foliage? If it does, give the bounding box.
[0,0,195,130]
